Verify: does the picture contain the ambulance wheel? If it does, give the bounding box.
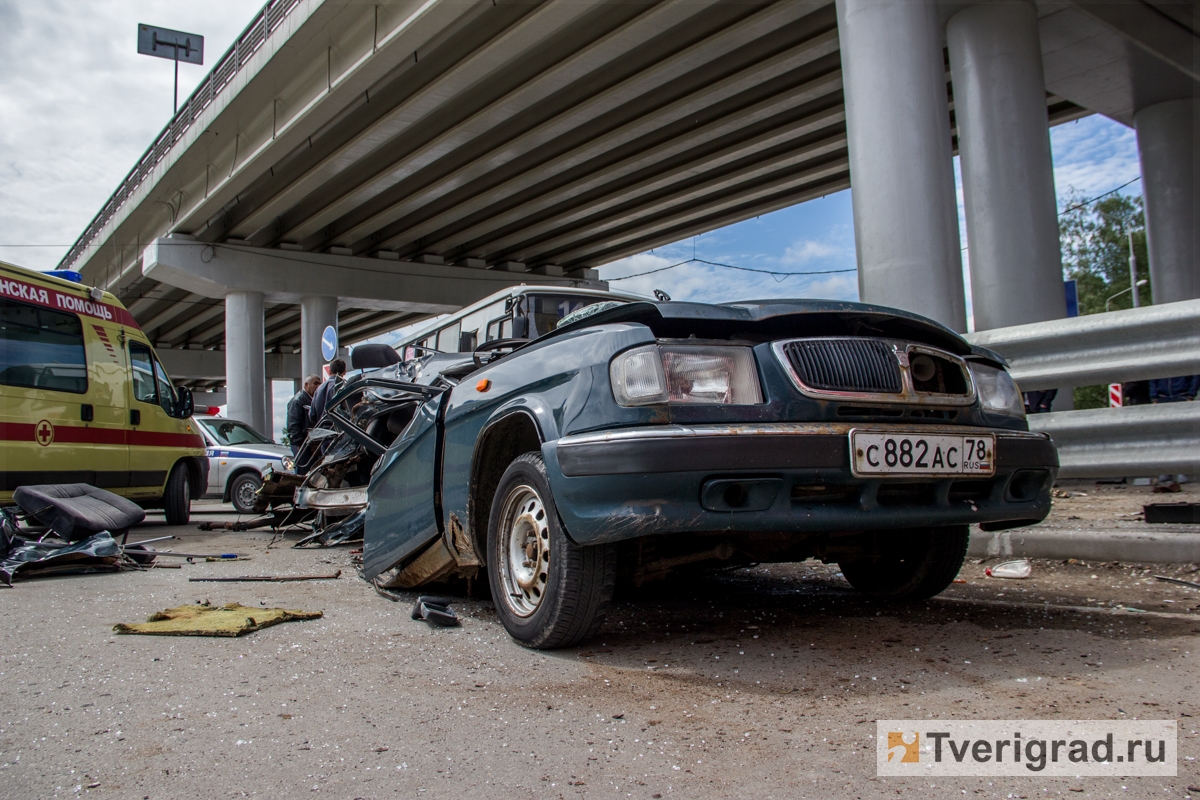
[229,473,262,514]
[163,464,191,525]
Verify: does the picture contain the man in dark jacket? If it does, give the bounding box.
[286,375,321,455]
[308,359,347,426]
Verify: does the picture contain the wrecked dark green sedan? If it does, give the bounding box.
[354,289,1057,649]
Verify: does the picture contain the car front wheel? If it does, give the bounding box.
[487,452,616,649]
[229,472,262,514]
[838,525,969,600]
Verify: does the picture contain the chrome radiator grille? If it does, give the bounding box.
[780,338,902,394]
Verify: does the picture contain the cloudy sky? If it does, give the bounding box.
[0,1,1143,438]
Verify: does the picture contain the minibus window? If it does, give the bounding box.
[436,322,461,352]
[485,316,512,342]
[526,294,622,337]
[129,343,157,404]
[0,297,87,394]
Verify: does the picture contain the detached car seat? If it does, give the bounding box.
[13,484,146,541]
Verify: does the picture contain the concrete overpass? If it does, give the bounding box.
[58,0,1198,432]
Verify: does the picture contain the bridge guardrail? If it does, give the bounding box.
[58,0,304,272]
[965,298,1200,391]
[1026,402,1200,479]
[964,299,1200,478]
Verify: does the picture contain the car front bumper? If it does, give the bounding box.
[542,423,1057,546]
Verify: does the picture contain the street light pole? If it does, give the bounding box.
[1106,279,1149,311]
[1128,229,1140,308]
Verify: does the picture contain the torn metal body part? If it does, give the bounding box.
[295,487,368,511]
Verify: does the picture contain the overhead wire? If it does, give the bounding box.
[608,257,856,283]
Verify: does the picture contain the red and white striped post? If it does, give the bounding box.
[1109,383,1123,407]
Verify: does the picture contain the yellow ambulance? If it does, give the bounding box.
[0,261,207,523]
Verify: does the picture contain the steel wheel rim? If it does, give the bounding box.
[235,478,257,511]
[498,484,550,618]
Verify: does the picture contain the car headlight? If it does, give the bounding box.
[610,344,763,406]
[968,362,1024,417]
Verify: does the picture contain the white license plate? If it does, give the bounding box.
[850,431,995,477]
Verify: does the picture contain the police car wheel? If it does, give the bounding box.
[163,464,191,525]
[230,473,262,514]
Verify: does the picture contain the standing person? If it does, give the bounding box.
[286,375,321,456]
[308,359,347,426]
[1149,375,1200,490]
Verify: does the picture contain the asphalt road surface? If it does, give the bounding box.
[1,501,1198,798]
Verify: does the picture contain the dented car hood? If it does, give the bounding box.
[549,298,982,358]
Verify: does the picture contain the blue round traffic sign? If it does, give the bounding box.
[321,325,338,361]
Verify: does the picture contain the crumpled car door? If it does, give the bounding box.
[362,394,443,580]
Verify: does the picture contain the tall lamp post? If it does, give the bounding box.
[137,24,205,115]
[1128,229,1141,309]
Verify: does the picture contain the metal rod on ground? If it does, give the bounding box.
[144,551,247,559]
[1153,575,1200,590]
[188,570,341,583]
[124,536,176,548]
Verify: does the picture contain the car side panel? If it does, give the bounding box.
[438,324,658,540]
[362,394,444,580]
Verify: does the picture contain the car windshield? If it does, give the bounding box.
[526,294,625,337]
[200,418,273,446]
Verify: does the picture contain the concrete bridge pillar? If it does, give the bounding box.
[1136,98,1200,304]
[947,0,1066,330]
[301,296,339,380]
[835,0,966,332]
[224,291,267,435]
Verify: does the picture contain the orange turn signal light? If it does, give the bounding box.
[476,379,491,392]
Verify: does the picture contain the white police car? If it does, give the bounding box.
[194,415,290,513]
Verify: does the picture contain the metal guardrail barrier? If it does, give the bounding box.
[965,299,1200,391]
[57,0,304,272]
[965,299,1200,478]
[1027,402,1200,479]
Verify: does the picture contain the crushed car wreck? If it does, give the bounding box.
[288,286,1057,649]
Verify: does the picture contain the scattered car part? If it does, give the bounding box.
[113,602,323,636]
[13,483,145,542]
[411,596,460,627]
[1144,503,1200,524]
[0,507,153,585]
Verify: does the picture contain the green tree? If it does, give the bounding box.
[1058,190,1150,409]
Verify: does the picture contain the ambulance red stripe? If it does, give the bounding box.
[0,422,202,448]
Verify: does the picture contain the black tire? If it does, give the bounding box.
[229,472,262,514]
[838,525,969,601]
[487,453,617,649]
[163,463,191,525]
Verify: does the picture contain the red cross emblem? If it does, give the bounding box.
[35,420,54,447]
